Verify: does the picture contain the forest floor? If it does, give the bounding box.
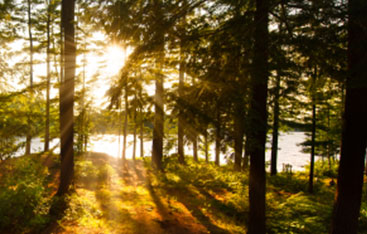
[43,152,242,234]
[2,152,367,234]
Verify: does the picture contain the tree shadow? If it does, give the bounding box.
[146,174,196,234]
[193,184,248,224]
[162,184,231,234]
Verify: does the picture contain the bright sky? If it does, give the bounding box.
[7,31,130,108]
[84,32,129,107]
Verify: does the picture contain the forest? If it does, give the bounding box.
[0,0,367,233]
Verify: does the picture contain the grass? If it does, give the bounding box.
[1,153,367,233]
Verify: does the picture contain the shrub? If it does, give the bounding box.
[0,156,51,233]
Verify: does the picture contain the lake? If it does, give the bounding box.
[20,132,313,171]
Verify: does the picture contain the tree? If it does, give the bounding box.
[56,0,75,196]
[25,0,34,155]
[177,43,186,165]
[330,0,367,233]
[43,0,54,152]
[247,0,269,233]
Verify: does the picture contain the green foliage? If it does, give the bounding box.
[359,194,367,233]
[74,159,99,181]
[0,156,51,233]
[62,193,102,224]
[268,173,309,194]
[153,157,352,233]
[304,158,339,179]
[267,191,333,234]
[159,157,250,227]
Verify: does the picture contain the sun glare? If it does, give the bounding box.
[85,44,128,107]
[104,45,126,76]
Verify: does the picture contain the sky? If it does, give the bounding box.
[6,31,129,108]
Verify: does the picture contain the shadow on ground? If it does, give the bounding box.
[42,152,244,234]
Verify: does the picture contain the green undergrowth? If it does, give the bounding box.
[1,154,367,233]
[0,155,52,234]
[152,156,367,234]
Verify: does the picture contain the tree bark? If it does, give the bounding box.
[330,0,367,233]
[193,135,198,162]
[215,109,221,166]
[152,69,164,170]
[242,136,249,171]
[309,101,316,193]
[57,0,75,196]
[234,114,244,171]
[204,128,209,163]
[26,0,34,155]
[151,0,164,171]
[133,107,137,160]
[248,0,268,233]
[309,68,317,193]
[178,53,185,164]
[44,0,51,152]
[122,85,128,160]
[140,109,144,158]
[270,74,280,175]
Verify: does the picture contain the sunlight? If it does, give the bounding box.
[85,44,128,107]
[104,45,126,76]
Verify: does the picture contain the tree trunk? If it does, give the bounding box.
[25,134,31,155]
[248,0,268,233]
[242,136,249,171]
[140,109,144,158]
[234,114,244,171]
[178,53,185,164]
[330,1,367,233]
[152,1,164,171]
[215,109,221,166]
[133,107,137,160]
[57,0,75,196]
[193,135,198,162]
[44,0,51,152]
[118,101,122,157]
[152,67,164,170]
[152,71,164,170]
[270,74,280,175]
[204,128,209,163]
[26,0,34,155]
[309,68,317,193]
[122,85,128,160]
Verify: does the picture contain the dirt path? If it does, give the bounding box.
[50,152,212,234]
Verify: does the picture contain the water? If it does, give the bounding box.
[18,132,312,171]
[265,132,310,171]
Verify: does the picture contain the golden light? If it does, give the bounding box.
[85,44,127,107]
[104,45,126,76]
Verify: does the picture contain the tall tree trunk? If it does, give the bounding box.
[152,66,164,170]
[215,109,221,166]
[57,0,75,196]
[270,74,280,175]
[330,0,367,233]
[44,0,51,152]
[248,0,269,233]
[122,85,128,160]
[193,134,198,162]
[204,128,209,163]
[234,114,244,171]
[81,46,87,152]
[133,107,137,160]
[242,136,249,171]
[26,0,34,155]
[152,1,164,171]
[309,68,317,193]
[178,52,185,164]
[140,109,144,158]
[118,101,122,157]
